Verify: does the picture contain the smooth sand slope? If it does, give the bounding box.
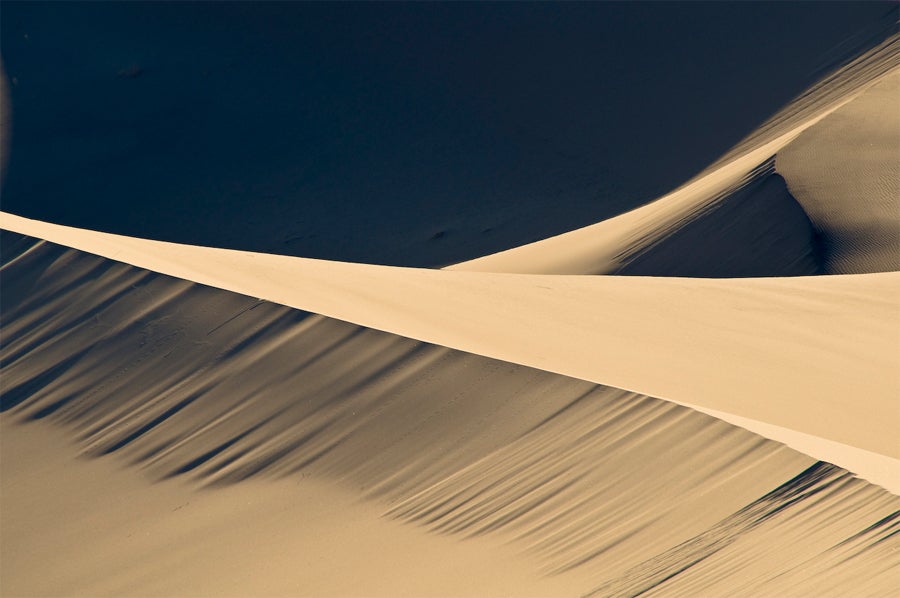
[2,234,898,596]
[2,213,898,495]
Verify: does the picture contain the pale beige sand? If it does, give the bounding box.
[777,70,900,274]
[3,30,897,485]
[703,33,900,176]
[2,214,897,493]
[0,419,590,597]
[602,160,821,278]
[3,236,898,596]
[583,463,900,597]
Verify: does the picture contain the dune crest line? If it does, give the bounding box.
[450,38,898,276]
[2,214,897,494]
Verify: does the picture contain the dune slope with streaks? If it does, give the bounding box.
[2,12,898,598]
[1,417,593,598]
[2,212,898,492]
[2,233,898,596]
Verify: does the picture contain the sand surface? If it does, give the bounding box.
[451,38,899,275]
[2,216,898,494]
[778,70,900,274]
[3,235,898,596]
[1,419,591,597]
[2,6,898,597]
[2,3,895,267]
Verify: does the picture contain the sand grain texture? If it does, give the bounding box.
[451,36,899,276]
[778,71,900,274]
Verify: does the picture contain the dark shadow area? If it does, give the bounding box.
[1,2,894,266]
[616,160,825,277]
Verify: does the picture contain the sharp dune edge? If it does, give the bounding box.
[2,16,900,598]
[2,211,899,486]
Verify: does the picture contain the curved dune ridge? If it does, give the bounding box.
[450,34,899,276]
[2,234,898,597]
[2,15,899,598]
[3,3,894,269]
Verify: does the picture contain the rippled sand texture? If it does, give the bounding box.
[778,70,900,274]
[3,213,897,485]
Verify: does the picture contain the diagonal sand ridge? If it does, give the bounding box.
[3,213,897,494]
[3,234,897,596]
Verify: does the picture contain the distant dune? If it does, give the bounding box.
[2,3,896,267]
[451,35,898,276]
[2,4,898,598]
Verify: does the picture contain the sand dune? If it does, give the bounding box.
[2,6,898,597]
[1,419,590,598]
[2,234,898,596]
[447,113,836,276]
[451,36,898,276]
[605,160,821,278]
[3,3,894,268]
[778,70,900,274]
[2,214,897,494]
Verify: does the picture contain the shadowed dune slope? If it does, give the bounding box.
[777,70,900,274]
[701,25,899,175]
[2,7,898,598]
[1,3,895,267]
[451,35,899,276]
[2,233,898,596]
